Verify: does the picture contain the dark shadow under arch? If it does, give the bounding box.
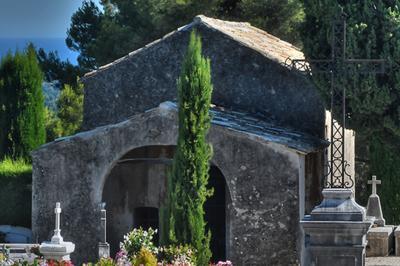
[102,145,230,261]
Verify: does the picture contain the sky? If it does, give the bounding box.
[0,0,101,64]
[0,0,101,38]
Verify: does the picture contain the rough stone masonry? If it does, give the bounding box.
[32,16,330,265]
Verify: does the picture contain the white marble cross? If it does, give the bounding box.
[51,202,64,244]
[368,175,381,195]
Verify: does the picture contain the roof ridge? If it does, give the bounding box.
[83,15,304,80]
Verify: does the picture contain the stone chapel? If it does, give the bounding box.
[31,15,354,265]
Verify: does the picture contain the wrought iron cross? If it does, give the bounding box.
[289,12,385,188]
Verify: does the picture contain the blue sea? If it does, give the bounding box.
[0,38,78,65]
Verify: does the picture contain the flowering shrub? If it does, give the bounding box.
[0,259,74,266]
[210,261,232,266]
[46,260,74,266]
[115,250,130,266]
[158,245,195,266]
[120,227,158,259]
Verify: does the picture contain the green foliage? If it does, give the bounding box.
[133,248,157,266]
[161,31,213,266]
[44,107,62,142]
[56,82,84,136]
[0,45,46,160]
[67,0,304,68]
[120,227,158,259]
[66,0,102,70]
[370,137,400,224]
[44,81,84,141]
[301,0,400,142]
[93,258,116,266]
[36,48,84,87]
[0,158,32,227]
[236,0,304,45]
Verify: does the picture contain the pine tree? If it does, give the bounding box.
[161,31,213,266]
[0,44,46,160]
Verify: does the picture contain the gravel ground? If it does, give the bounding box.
[366,257,400,266]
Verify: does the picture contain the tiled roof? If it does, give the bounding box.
[194,15,304,66]
[160,102,328,154]
[84,15,304,78]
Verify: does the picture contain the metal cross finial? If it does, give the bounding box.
[368,175,381,195]
[289,12,385,188]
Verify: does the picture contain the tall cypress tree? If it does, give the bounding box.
[0,45,46,160]
[161,31,213,266]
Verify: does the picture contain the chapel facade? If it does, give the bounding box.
[32,15,332,265]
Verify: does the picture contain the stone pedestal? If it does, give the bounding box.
[39,202,75,261]
[366,226,394,257]
[98,243,110,259]
[366,195,385,226]
[40,241,75,261]
[301,189,372,266]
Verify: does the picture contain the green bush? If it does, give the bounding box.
[133,248,157,266]
[0,158,32,227]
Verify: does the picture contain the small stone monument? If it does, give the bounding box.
[39,202,75,261]
[366,175,385,226]
[98,203,110,259]
[365,176,394,257]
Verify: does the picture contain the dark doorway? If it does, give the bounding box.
[134,207,159,229]
[134,207,159,244]
[102,145,174,257]
[205,166,227,262]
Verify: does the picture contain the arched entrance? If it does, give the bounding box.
[102,145,230,260]
[206,166,228,262]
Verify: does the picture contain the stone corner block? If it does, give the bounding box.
[393,226,400,256]
[366,226,394,257]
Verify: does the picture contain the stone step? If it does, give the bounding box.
[366,256,400,266]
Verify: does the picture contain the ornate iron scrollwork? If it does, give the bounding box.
[288,12,385,189]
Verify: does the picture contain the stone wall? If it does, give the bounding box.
[32,105,304,265]
[82,23,325,138]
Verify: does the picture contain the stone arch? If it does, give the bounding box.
[101,144,232,260]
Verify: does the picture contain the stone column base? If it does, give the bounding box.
[98,242,110,259]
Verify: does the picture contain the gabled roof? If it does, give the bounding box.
[84,15,304,78]
[193,15,304,66]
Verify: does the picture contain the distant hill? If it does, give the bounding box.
[0,38,78,65]
[43,81,61,112]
